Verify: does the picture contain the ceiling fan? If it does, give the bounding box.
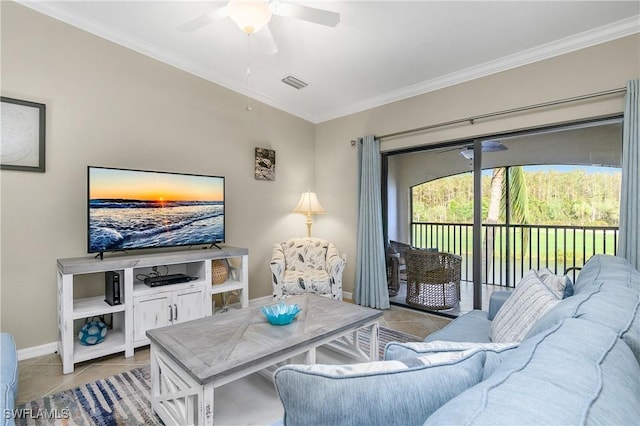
[178,0,340,54]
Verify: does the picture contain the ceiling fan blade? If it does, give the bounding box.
[252,24,279,55]
[178,6,230,32]
[270,1,340,27]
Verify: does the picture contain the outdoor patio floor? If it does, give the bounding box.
[389,280,509,317]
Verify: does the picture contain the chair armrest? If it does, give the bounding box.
[326,243,346,300]
[387,253,400,290]
[488,291,512,320]
[270,244,286,299]
[0,332,17,423]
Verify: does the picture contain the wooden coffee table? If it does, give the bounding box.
[146,293,382,425]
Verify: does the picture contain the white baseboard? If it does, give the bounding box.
[249,295,273,307]
[18,293,354,361]
[17,341,58,361]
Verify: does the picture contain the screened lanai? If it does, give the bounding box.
[384,117,622,316]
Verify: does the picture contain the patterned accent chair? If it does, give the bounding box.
[270,237,346,300]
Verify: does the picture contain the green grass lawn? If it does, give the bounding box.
[412,224,617,267]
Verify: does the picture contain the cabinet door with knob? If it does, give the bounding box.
[133,292,172,342]
[173,288,205,325]
[132,286,205,343]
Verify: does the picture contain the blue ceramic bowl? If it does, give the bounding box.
[261,301,301,325]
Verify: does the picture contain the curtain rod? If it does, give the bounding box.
[374,87,627,141]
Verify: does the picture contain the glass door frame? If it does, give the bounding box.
[382,114,622,311]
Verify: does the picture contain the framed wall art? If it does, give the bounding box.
[255,147,275,181]
[1,96,46,172]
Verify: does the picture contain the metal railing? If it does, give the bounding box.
[411,222,618,287]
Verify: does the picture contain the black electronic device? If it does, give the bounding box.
[105,271,121,305]
[144,273,197,287]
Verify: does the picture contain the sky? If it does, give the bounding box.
[522,165,621,174]
[479,165,622,176]
[89,167,224,201]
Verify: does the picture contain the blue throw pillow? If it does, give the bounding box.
[385,341,519,379]
[563,276,574,298]
[537,268,573,299]
[274,350,485,426]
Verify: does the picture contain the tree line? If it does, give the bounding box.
[412,169,621,226]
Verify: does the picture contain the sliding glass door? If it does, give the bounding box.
[384,117,622,314]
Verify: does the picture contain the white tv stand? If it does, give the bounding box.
[57,246,249,374]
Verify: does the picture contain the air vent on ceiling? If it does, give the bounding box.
[281,75,308,90]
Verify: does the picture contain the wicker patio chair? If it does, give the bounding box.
[386,240,412,296]
[404,249,462,310]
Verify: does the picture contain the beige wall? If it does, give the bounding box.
[0,2,316,349]
[1,1,638,351]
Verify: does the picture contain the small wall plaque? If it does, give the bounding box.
[255,147,275,181]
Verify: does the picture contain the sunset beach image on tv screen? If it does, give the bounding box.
[88,167,224,253]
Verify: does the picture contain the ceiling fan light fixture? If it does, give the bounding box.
[228,0,272,34]
[481,140,508,152]
[459,140,507,160]
[460,148,474,160]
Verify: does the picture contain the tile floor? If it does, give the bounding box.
[16,303,451,406]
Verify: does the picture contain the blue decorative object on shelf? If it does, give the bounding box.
[78,318,108,345]
[261,301,302,325]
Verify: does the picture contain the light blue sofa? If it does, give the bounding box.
[274,254,640,425]
[1,333,17,426]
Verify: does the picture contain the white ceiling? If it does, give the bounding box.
[17,1,640,123]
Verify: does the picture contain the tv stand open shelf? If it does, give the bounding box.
[57,246,249,374]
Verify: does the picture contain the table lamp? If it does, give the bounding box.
[293,191,325,237]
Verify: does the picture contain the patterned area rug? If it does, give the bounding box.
[15,367,161,426]
[15,327,420,426]
[358,326,421,360]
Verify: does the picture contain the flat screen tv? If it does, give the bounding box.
[88,166,225,254]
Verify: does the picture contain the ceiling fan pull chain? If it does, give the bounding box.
[246,33,252,111]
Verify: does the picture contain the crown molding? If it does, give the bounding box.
[16,1,318,122]
[14,2,639,124]
[16,0,315,123]
[314,15,640,123]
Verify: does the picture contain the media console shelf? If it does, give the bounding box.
[57,246,249,374]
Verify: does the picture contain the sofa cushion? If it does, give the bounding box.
[489,270,560,343]
[574,254,640,294]
[384,340,518,379]
[523,291,586,338]
[525,280,640,363]
[424,310,492,343]
[274,350,485,426]
[424,318,640,426]
[280,270,332,295]
[567,254,640,362]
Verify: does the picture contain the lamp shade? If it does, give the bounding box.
[293,191,325,215]
[228,0,272,34]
